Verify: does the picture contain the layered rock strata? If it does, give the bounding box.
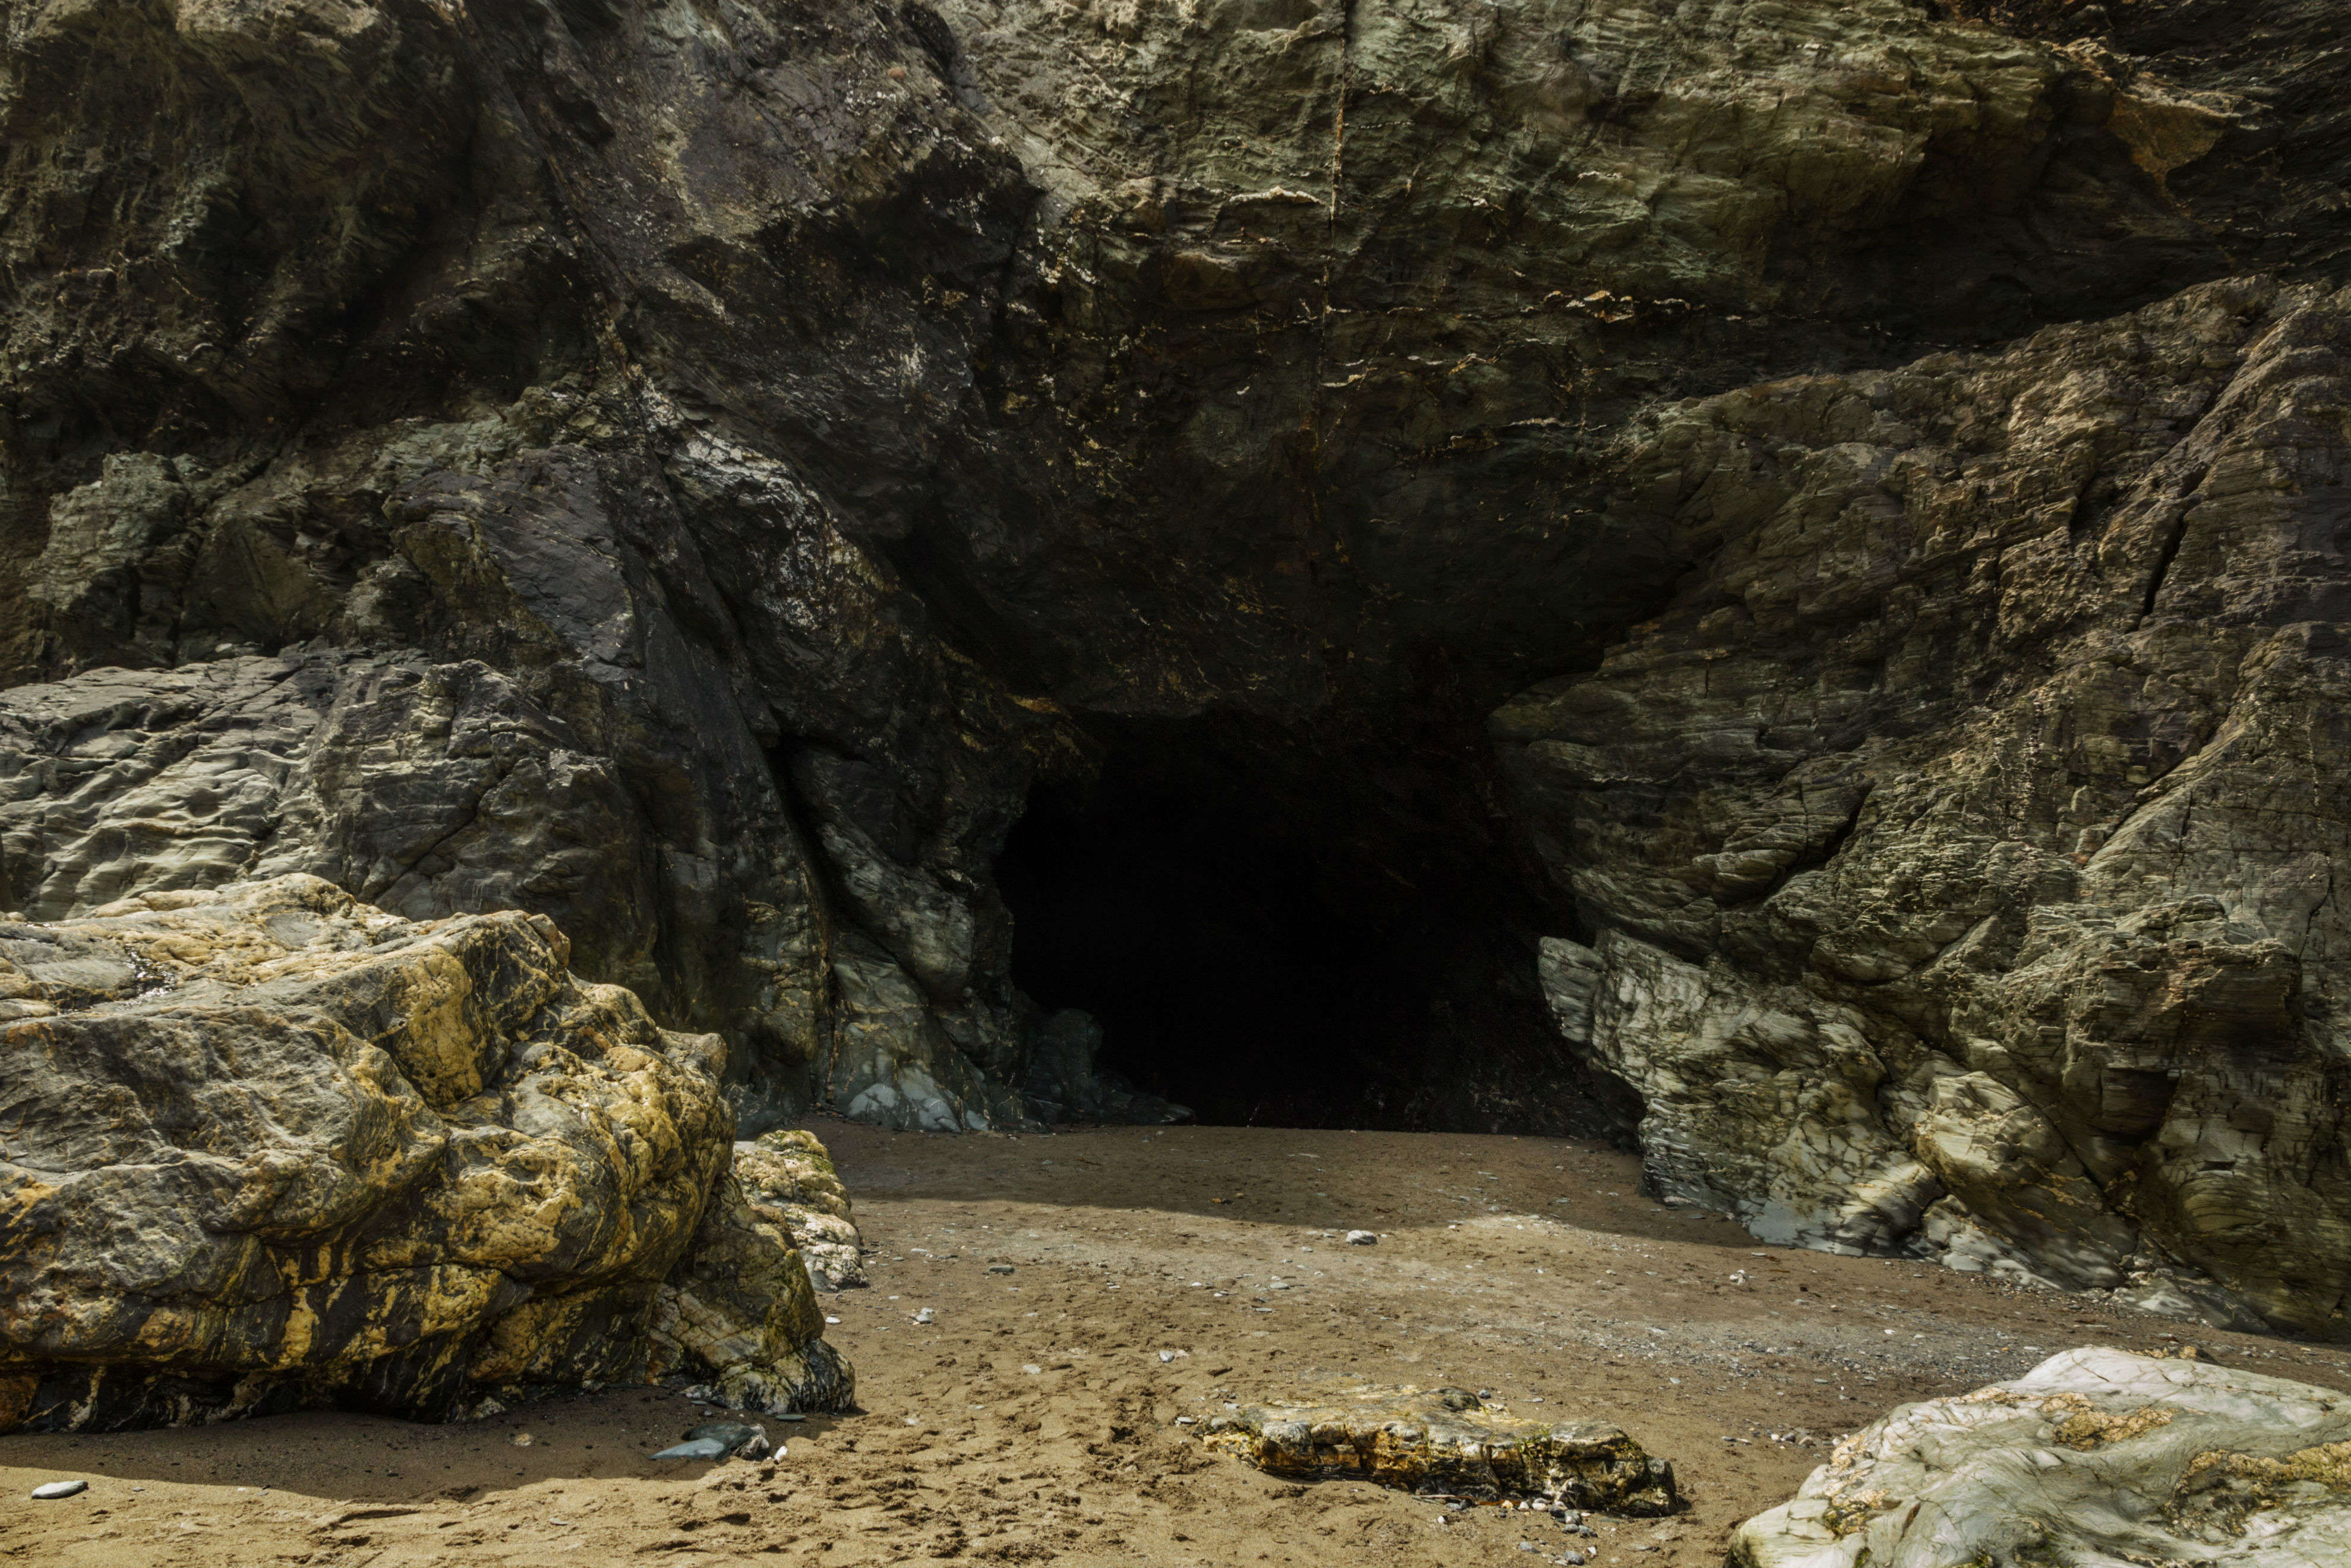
[2,0,2349,1318]
[1731,1347,2351,1568]
[1507,277,2351,1335]
[0,875,848,1431]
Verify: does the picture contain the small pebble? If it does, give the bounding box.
[31,1481,87,1500]
[913,1308,935,1324]
[652,1437,730,1460]
[686,1421,764,1453]
[1346,1231,1378,1245]
[512,1432,535,1447]
[987,1263,1015,1274]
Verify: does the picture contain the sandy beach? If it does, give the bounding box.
[7,1118,2347,1566]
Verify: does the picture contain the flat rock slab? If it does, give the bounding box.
[1204,1385,1676,1512]
[1733,1347,2351,1567]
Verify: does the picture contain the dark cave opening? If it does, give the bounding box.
[995,714,1639,1137]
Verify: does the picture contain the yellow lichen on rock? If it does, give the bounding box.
[1733,1349,2351,1567]
[2038,1392,2178,1450]
[0,874,851,1431]
[1203,1384,1677,1513]
[743,1128,868,1291]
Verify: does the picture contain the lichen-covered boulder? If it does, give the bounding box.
[1731,1348,2351,1567]
[646,1175,854,1414]
[742,1130,867,1293]
[1204,1385,1677,1513]
[0,874,847,1430]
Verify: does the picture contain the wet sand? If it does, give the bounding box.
[7,1119,2348,1566]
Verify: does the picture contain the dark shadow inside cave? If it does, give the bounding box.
[995,715,1639,1137]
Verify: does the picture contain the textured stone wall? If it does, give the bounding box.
[1501,277,2351,1333]
[3,0,2348,1322]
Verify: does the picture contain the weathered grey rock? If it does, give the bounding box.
[8,0,2337,1138]
[645,1165,853,1416]
[1205,1385,1677,1512]
[681,1418,771,1459]
[651,1437,730,1461]
[0,874,847,1430]
[1505,277,2351,1334]
[1731,1347,2351,1568]
[4,0,2351,1306]
[740,1130,867,1294]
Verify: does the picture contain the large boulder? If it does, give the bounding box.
[1732,1347,2351,1568]
[0,875,850,1431]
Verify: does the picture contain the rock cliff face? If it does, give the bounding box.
[0,875,848,1431]
[2,1,2348,1323]
[1506,276,2351,1333]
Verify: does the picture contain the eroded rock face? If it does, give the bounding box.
[0,875,847,1430]
[742,1129,869,1294]
[1503,277,2351,1334]
[647,1169,855,1415]
[1730,1348,2351,1568]
[3,0,2350,1311]
[1204,1385,1677,1512]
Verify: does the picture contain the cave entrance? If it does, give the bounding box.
[995,714,1634,1134]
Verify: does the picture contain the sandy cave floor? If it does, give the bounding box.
[7,1119,2351,1567]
